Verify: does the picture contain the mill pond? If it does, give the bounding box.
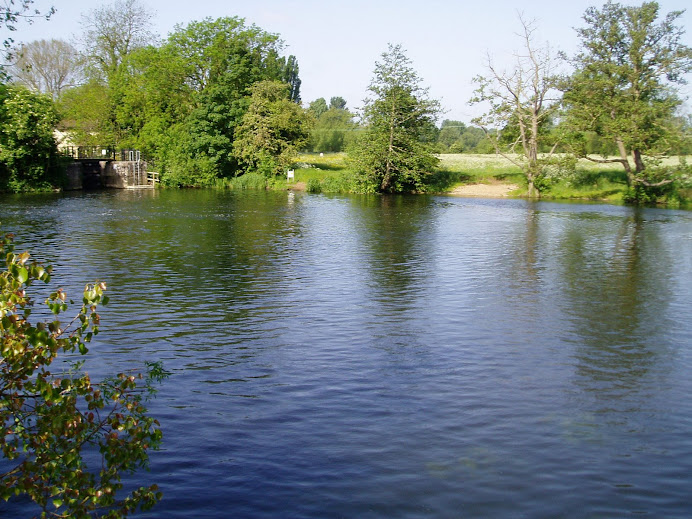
[2,189,692,517]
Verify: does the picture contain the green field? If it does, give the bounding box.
[288,152,690,205]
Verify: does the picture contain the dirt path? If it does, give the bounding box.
[449,182,519,197]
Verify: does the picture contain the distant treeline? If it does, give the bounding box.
[1,0,691,195]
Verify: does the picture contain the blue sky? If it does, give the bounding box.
[11,0,692,123]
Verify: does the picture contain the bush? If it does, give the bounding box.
[0,86,64,192]
[0,231,166,517]
[321,174,353,193]
[224,172,268,190]
[306,178,322,193]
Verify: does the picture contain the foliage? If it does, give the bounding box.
[307,98,328,119]
[154,123,218,187]
[78,0,156,82]
[233,80,311,177]
[562,1,692,193]
[0,231,166,517]
[220,171,268,190]
[329,97,346,110]
[150,17,299,179]
[436,120,465,152]
[0,84,63,192]
[471,16,562,197]
[350,44,441,193]
[305,178,322,193]
[57,80,114,146]
[310,106,356,153]
[8,39,83,99]
[281,54,301,103]
[57,14,304,185]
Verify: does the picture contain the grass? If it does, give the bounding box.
[434,153,690,205]
[240,152,690,206]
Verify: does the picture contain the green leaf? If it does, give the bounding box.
[16,267,28,284]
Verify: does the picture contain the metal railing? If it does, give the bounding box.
[60,147,147,162]
[60,146,117,160]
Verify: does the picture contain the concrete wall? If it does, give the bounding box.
[65,162,83,190]
[103,161,147,188]
[67,160,149,189]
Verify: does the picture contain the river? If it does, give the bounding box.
[2,189,692,518]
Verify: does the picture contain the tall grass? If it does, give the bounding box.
[216,172,268,190]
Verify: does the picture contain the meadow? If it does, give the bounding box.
[286,153,690,205]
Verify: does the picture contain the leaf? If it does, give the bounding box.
[16,266,28,284]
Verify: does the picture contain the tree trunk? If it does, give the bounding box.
[615,137,634,187]
[632,149,645,174]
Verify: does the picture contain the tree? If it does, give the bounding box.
[9,39,83,99]
[350,44,441,193]
[0,231,167,517]
[79,0,156,82]
[562,1,692,193]
[310,105,356,152]
[58,80,114,145]
[308,97,328,119]
[329,96,347,110]
[160,16,295,181]
[471,16,562,197]
[0,84,63,192]
[281,54,301,102]
[233,80,311,176]
[437,120,466,152]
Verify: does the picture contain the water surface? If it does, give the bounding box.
[2,190,691,517]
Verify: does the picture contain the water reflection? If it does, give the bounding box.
[557,209,673,396]
[348,195,436,307]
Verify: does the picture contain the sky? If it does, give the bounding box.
[10,0,692,123]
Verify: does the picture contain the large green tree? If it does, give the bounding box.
[436,120,466,152]
[0,84,62,191]
[145,17,299,182]
[562,1,692,190]
[350,44,440,193]
[233,80,311,176]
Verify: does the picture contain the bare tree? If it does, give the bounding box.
[79,0,156,80]
[9,39,83,98]
[470,15,561,197]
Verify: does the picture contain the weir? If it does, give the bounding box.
[61,147,157,190]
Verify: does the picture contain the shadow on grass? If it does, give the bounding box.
[307,161,346,171]
[492,172,525,182]
[425,170,472,191]
[571,169,629,187]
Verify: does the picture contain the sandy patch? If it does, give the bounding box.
[287,181,306,191]
[449,183,519,198]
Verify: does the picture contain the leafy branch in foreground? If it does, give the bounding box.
[0,231,167,518]
[1,1,56,71]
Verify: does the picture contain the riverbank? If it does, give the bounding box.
[448,182,519,197]
[290,153,690,206]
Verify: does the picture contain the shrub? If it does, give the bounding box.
[0,231,166,517]
[306,178,322,193]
